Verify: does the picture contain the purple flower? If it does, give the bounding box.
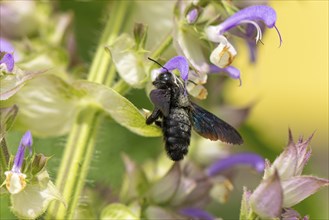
[250,170,283,218]
[209,65,242,86]
[204,5,282,83]
[218,5,277,33]
[0,37,15,52]
[186,8,198,24]
[212,5,282,45]
[206,153,265,177]
[242,131,329,219]
[151,56,190,82]
[0,38,15,72]
[4,131,33,194]
[180,207,215,220]
[0,53,15,72]
[11,131,33,173]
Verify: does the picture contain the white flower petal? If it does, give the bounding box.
[209,39,237,68]
[10,180,64,219]
[250,170,283,218]
[4,171,27,195]
[281,176,329,208]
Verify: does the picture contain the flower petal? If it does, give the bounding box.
[293,132,313,176]
[145,206,181,219]
[281,176,329,207]
[0,37,15,52]
[250,170,283,218]
[0,53,15,72]
[4,171,27,194]
[180,207,215,220]
[209,65,241,84]
[148,163,181,204]
[217,5,277,35]
[10,172,64,219]
[100,203,138,220]
[209,38,237,68]
[11,131,33,173]
[186,8,198,24]
[206,153,265,176]
[265,130,313,180]
[174,24,209,74]
[163,56,190,81]
[107,34,148,88]
[281,208,303,220]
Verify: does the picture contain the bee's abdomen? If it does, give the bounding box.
[163,108,191,161]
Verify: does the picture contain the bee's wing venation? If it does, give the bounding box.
[189,102,243,144]
[150,89,171,117]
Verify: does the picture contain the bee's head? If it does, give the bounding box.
[153,71,176,89]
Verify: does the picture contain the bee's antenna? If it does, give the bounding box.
[148,57,170,72]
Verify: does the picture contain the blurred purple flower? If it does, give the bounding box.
[0,53,14,72]
[180,207,215,220]
[0,37,15,52]
[0,37,15,71]
[209,65,242,85]
[186,8,198,24]
[206,152,265,177]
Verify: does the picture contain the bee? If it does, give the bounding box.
[146,58,243,161]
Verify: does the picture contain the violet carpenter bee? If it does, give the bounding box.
[146,58,243,161]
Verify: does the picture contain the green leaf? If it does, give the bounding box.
[106,34,148,88]
[119,154,150,203]
[75,80,161,137]
[100,203,138,220]
[10,75,82,137]
[0,67,43,100]
[6,74,160,137]
[0,105,18,140]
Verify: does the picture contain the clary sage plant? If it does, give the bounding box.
[0,1,328,220]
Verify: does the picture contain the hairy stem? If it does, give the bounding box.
[46,1,133,219]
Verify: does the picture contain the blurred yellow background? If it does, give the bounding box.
[228,1,328,153]
[227,1,328,217]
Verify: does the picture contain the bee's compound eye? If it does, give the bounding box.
[159,72,173,82]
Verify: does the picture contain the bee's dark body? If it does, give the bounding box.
[162,87,192,161]
[146,67,243,161]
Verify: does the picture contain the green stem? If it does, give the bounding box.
[150,35,173,59]
[48,108,101,219]
[46,1,133,219]
[112,79,131,94]
[88,1,132,83]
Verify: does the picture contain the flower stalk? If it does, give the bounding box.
[46,1,133,219]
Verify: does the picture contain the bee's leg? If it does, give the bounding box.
[155,120,162,128]
[146,108,162,125]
